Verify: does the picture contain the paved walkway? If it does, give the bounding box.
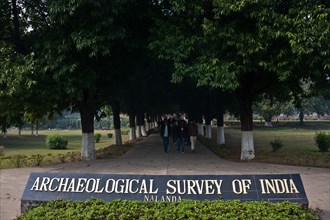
[1,133,329,219]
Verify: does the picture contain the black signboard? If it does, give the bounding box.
[21,173,308,209]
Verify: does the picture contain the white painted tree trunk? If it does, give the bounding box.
[240,131,255,160]
[141,125,147,137]
[264,121,273,127]
[198,123,204,136]
[205,125,212,138]
[114,129,122,145]
[216,126,225,144]
[82,133,95,160]
[145,122,150,132]
[129,127,136,141]
[136,125,142,138]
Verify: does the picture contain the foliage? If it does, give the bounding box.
[121,130,130,135]
[30,154,45,166]
[107,133,113,138]
[8,155,27,168]
[66,151,78,162]
[17,199,319,220]
[0,145,4,156]
[270,137,284,152]
[57,153,66,163]
[253,98,293,123]
[94,133,102,143]
[303,96,330,118]
[46,134,68,150]
[314,132,330,152]
[150,0,330,160]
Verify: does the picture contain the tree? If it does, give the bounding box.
[0,0,59,135]
[253,96,287,127]
[150,0,330,160]
[31,0,143,160]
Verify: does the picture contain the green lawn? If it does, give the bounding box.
[209,121,330,168]
[1,122,329,168]
[0,129,129,169]
[1,129,118,156]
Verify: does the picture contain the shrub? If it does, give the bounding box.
[17,199,319,220]
[66,152,78,162]
[121,130,129,135]
[0,145,4,156]
[270,137,284,152]
[9,155,27,168]
[46,134,68,150]
[94,133,102,143]
[30,154,45,166]
[107,133,113,138]
[315,132,330,152]
[57,153,66,163]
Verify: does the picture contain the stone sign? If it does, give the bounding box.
[21,173,308,213]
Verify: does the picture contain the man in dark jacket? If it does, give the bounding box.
[160,116,171,153]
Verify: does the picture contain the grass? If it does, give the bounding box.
[1,122,329,168]
[0,129,130,169]
[208,121,330,168]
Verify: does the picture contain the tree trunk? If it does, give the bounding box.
[299,110,304,126]
[31,124,34,135]
[264,121,273,127]
[114,129,122,145]
[216,114,225,144]
[112,100,122,145]
[136,113,144,137]
[204,114,212,138]
[136,125,141,138]
[35,120,39,136]
[80,90,95,160]
[129,114,136,141]
[197,116,204,136]
[140,113,147,136]
[264,114,273,127]
[145,113,151,132]
[239,95,255,160]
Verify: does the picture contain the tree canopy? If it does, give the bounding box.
[0,0,329,161]
[150,0,330,159]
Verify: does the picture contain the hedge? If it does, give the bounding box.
[17,199,319,220]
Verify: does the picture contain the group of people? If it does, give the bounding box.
[159,114,198,153]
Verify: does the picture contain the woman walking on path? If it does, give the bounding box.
[188,120,198,153]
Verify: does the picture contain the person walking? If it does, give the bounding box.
[177,116,187,153]
[160,116,171,153]
[171,116,178,146]
[188,120,198,153]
